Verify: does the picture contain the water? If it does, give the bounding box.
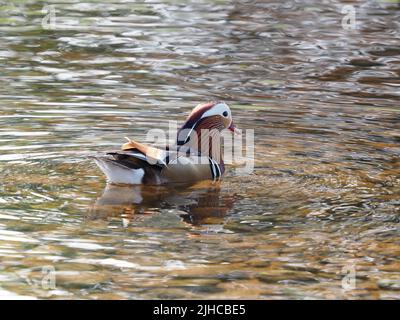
[0,0,399,299]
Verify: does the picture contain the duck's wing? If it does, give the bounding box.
[121,137,168,166]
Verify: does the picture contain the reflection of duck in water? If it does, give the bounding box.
[87,182,235,226]
[93,101,239,185]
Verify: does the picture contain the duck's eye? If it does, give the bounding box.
[222,111,228,117]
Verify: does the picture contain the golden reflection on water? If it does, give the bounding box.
[0,0,399,299]
[88,183,234,226]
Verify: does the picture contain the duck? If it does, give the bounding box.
[93,101,238,185]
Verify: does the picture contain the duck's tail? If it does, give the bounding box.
[92,156,145,185]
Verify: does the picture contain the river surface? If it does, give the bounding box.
[0,0,399,299]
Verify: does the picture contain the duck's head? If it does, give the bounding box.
[177,101,238,146]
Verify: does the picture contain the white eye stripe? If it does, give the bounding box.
[201,102,230,119]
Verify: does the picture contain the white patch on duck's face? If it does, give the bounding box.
[200,102,232,127]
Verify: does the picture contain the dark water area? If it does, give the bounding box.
[0,0,399,299]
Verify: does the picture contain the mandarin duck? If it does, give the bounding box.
[93,101,238,185]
